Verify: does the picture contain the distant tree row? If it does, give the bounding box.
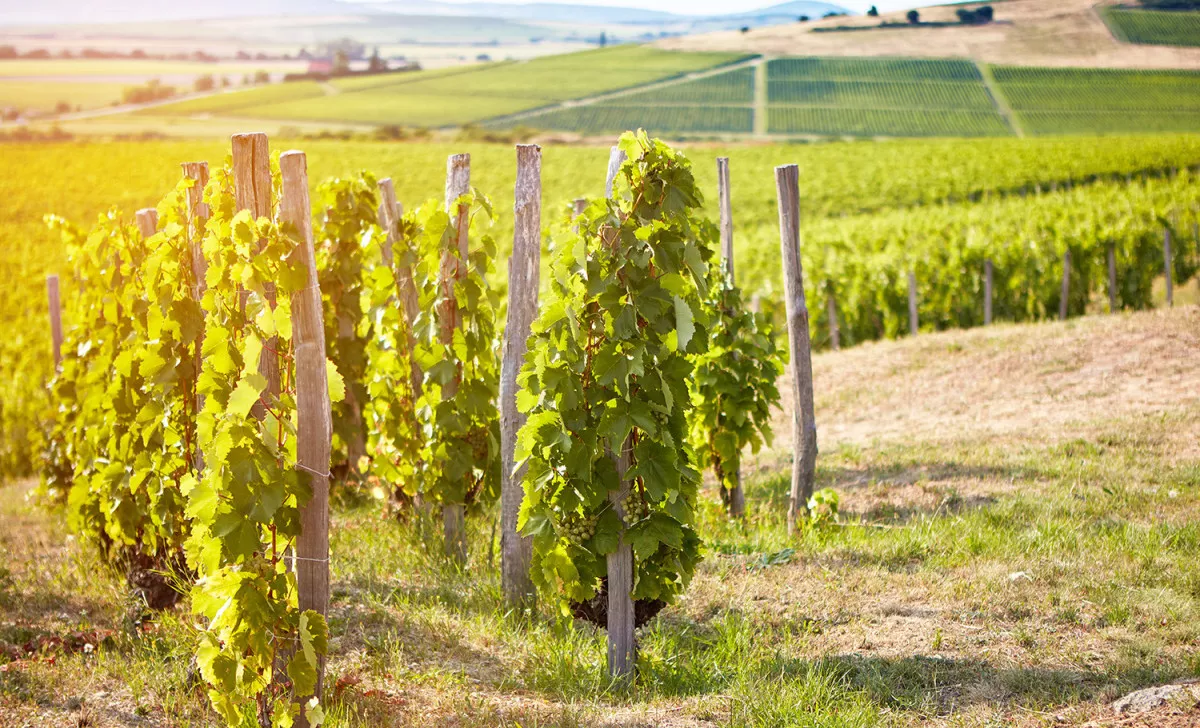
[1139,0,1200,8]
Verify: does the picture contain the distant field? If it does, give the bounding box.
[0,59,302,78]
[0,80,126,112]
[993,65,1200,135]
[764,57,1010,138]
[1103,8,1200,48]
[493,65,757,135]
[498,104,754,135]
[148,47,753,128]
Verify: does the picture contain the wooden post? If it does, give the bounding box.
[776,164,818,537]
[280,151,332,715]
[826,282,840,352]
[377,179,423,400]
[1164,228,1174,308]
[501,144,540,606]
[135,208,158,238]
[573,198,587,218]
[717,157,734,280]
[984,259,993,326]
[182,161,210,473]
[1107,243,1118,313]
[231,133,280,415]
[442,153,471,565]
[1059,249,1071,321]
[715,156,745,519]
[46,275,62,370]
[907,271,919,337]
[603,145,636,682]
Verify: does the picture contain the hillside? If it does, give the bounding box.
[657,0,1200,70]
[4,307,1200,726]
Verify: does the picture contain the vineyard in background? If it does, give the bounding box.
[993,66,1200,136]
[2,133,1199,482]
[1102,7,1200,47]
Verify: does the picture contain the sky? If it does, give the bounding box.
[434,0,926,15]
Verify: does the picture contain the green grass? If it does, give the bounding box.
[1103,7,1200,47]
[0,80,127,112]
[768,107,1012,138]
[496,104,755,135]
[134,81,326,116]
[4,388,1200,725]
[763,56,1010,138]
[616,66,756,105]
[155,47,753,129]
[992,65,1200,136]
[768,79,998,110]
[767,57,984,82]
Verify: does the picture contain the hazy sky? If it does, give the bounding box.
[437,0,924,14]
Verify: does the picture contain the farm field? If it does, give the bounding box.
[991,66,1200,136]
[764,57,1011,137]
[490,65,757,135]
[143,47,753,129]
[0,80,127,113]
[4,304,1200,726]
[1103,8,1200,48]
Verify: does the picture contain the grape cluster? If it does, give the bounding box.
[560,514,597,545]
[464,426,489,461]
[621,491,650,523]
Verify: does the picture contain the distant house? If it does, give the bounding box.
[307,58,333,75]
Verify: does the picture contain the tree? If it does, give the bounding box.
[253,70,270,84]
[368,46,386,72]
[600,31,608,47]
[194,74,216,93]
[867,5,879,16]
[333,50,351,75]
[798,15,810,22]
[908,9,921,23]
[740,26,751,33]
[977,5,994,21]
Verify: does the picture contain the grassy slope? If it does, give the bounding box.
[656,0,1200,71]
[3,306,1200,726]
[152,47,752,128]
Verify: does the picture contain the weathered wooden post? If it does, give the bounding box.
[984,259,993,326]
[280,150,333,712]
[182,161,210,472]
[602,145,636,682]
[776,164,818,537]
[1107,243,1118,313]
[715,156,746,518]
[232,133,280,413]
[442,153,471,565]
[717,157,735,279]
[501,144,541,607]
[1059,249,1071,321]
[377,178,423,400]
[826,281,840,351]
[135,208,158,238]
[1164,227,1174,308]
[907,271,919,337]
[46,275,62,370]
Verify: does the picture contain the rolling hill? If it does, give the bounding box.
[657,0,1200,70]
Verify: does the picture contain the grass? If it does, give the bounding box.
[4,306,1200,725]
[762,57,1011,138]
[1102,8,1200,48]
[991,66,1200,136]
[0,80,127,112]
[147,47,752,129]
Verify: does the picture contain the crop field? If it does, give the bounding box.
[0,80,126,112]
[1,131,1200,727]
[145,47,752,128]
[764,57,1009,138]
[492,66,757,135]
[1103,7,1200,47]
[992,66,1200,136]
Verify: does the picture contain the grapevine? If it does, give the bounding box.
[516,131,711,619]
